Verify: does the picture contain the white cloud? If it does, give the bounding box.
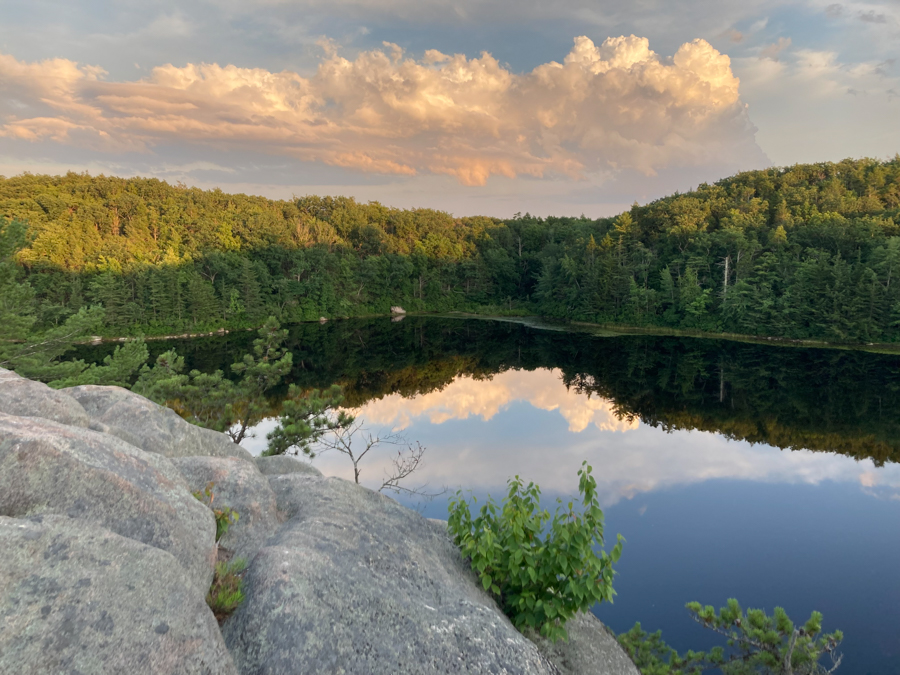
[734,43,900,164]
[355,368,639,433]
[0,36,762,186]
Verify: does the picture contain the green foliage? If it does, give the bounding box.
[192,482,240,542]
[447,462,623,642]
[2,158,898,344]
[1,216,149,385]
[45,338,150,389]
[133,349,239,429]
[619,600,843,675]
[617,623,704,675]
[264,384,355,457]
[134,317,292,441]
[0,217,36,346]
[206,558,248,623]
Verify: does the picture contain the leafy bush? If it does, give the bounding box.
[618,599,843,675]
[192,482,240,542]
[447,461,623,642]
[206,558,248,623]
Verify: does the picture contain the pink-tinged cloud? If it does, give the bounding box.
[355,368,639,433]
[0,36,761,186]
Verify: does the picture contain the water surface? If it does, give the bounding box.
[81,317,900,673]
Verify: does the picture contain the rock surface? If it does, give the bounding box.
[0,515,237,675]
[222,474,559,675]
[0,367,90,427]
[0,412,216,593]
[63,385,253,460]
[172,456,279,563]
[253,454,323,477]
[529,612,641,675]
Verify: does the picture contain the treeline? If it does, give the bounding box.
[3,157,900,341]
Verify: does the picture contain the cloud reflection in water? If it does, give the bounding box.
[243,368,900,507]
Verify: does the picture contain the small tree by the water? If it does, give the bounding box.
[619,599,843,675]
[134,316,292,442]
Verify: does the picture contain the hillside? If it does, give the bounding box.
[2,157,900,342]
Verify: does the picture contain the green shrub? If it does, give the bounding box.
[206,558,248,623]
[447,461,623,642]
[618,599,844,675]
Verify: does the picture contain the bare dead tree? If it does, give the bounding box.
[378,442,432,497]
[316,419,443,498]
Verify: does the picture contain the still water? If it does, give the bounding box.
[82,317,900,673]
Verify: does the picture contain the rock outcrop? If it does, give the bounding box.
[0,412,217,593]
[171,456,279,563]
[0,515,237,675]
[529,612,640,675]
[253,454,323,478]
[0,366,639,675]
[0,368,90,427]
[64,385,253,460]
[224,474,558,675]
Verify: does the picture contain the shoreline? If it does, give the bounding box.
[80,311,900,355]
[436,312,900,355]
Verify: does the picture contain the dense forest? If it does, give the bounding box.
[3,157,900,342]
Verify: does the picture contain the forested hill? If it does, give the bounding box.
[2,157,900,342]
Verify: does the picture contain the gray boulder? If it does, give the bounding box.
[222,475,557,675]
[0,413,216,593]
[529,612,641,675]
[171,456,279,563]
[253,454,323,477]
[0,515,237,675]
[0,367,90,427]
[63,385,252,460]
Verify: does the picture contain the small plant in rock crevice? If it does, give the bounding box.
[206,558,248,623]
[192,482,240,542]
[447,461,623,643]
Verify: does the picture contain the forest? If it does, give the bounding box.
[2,156,900,343]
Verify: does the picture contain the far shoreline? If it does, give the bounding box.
[78,310,900,356]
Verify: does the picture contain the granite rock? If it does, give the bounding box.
[0,412,216,593]
[0,515,237,675]
[63,385,252,460]
[0,367,89,427]
[222,475,559,675]
[253,454,323,478]
[171,456,279,563]
[529,612,641,675]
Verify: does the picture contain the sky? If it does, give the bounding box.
[1,0,898,217]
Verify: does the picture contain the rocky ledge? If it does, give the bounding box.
[0,367,639,675]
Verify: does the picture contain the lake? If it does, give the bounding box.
[79,316,900,674]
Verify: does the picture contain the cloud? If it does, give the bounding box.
[731,43,900,164]
[0,36,761,186]
[857,10,887,24]
[759,37,792,61]
[354,368,639,433]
